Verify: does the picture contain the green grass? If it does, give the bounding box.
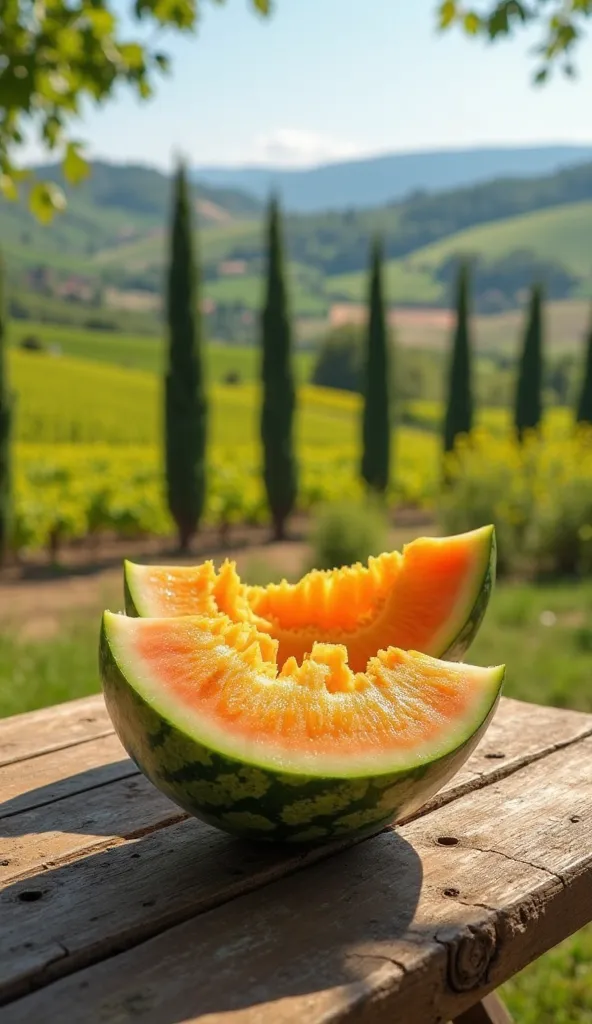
[0,619,101,719]
[325,260,444,305]
[470,578,592,713]
[0,575,590,1021]
[502,926,592,1024]
[9,323,314,381]
[205,261,328,317]
[408,200,592,279]
[92,219,262,272]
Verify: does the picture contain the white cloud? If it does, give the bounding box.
[251,129,363,168]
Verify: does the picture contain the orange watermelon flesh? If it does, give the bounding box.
[106,612,500,770]
[123,526,495,671]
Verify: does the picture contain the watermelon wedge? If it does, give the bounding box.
[123,525,496,670]
[100,611,504,844]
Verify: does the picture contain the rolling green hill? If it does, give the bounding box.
[325,261,443,305]
[323,202,592,309]
[3,158,592,328]
[0,162,261,285]
[407,200,592,280]
[8,321,315,380]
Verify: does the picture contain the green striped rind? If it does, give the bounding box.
[123,561,146,618]
[440,526,497,662]
[100,618,504,846]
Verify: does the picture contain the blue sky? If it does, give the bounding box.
[50,0,592,169]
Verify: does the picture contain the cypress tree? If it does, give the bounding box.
[0,255,11,565]
[164,162,207,551]
[576,307,592,425]
[515,283,544,442]
[361,237,391,493]
[443,261,473,453]
[260,195,297,541]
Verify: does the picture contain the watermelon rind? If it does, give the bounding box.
[100,612,504,845]
[434,524,496,661]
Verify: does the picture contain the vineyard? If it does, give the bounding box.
[8,348,591,567]
[13,438,437,554]
[7,349,430,552]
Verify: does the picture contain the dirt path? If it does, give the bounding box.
[0,515,436,640]
[0,539,308,638]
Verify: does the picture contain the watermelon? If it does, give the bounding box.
[123,525,496,670]
[100,610,504,845]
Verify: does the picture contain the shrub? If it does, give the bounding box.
[312,324,362,393]
[309,499,388,571]
[440,428,592,577]
[19,335,44,352]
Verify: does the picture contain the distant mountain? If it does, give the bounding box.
[0,160,261,285]
[34,160,261,221]
[194,145,592,213]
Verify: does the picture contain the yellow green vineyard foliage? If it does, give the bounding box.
[14,438,438,553]
[9,351,359,447]
[9,351,437,553]
[10,349,592,568]
[442,426,592,576]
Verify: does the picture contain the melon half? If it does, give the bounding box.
[100,619,504,846]
[123,525,496,671]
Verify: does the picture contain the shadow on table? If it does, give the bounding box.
[0,759,149,833]
[1,823,425,1022]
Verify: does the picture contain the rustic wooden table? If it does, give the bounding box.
[1,695,591,1024]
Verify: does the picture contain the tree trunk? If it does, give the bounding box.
[177,522,193,553]
[272,511,286,542]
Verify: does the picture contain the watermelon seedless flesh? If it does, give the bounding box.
[100,611,504,845]
[123,526,496,670]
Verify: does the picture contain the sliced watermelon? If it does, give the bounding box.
[123,526,496,669]
[100,610,504,845]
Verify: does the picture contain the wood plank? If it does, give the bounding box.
[0,734,134,820]
[2,732,591,1020]
[0,774,185,886]
[0,696,111,768]
[409,696,592,820]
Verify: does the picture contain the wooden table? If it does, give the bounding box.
[1,695,591,1023]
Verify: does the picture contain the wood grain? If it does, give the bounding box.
[0,734,134,819]
[402,696,592,821]
[0,696,112,768]
[2,732,591,1022]
[0,774,186,887]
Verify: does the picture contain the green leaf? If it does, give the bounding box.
[252,0,271,12]
[0,174,18,202]
[463,12,482,34]
[154,52,170,72]
[42,115,63,148]
[29,182,67,224]
[63,141,90,185]
[488,7,510,38]
[534,66,549,84]
[119,42,146,71]
[439,1,457,29]
[82,8,116,38]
